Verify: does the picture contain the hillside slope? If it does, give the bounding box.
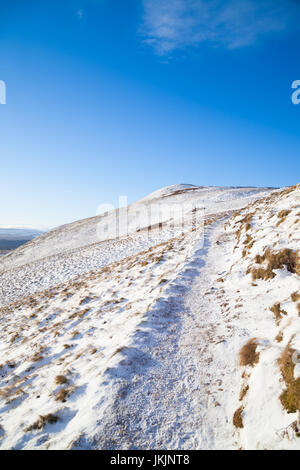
[0,184,299,450]
[0,186,271,307]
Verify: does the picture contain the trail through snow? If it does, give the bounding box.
[73,220,239,450]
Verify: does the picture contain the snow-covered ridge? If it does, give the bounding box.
[140,184,200,200]
[0,185,273,274]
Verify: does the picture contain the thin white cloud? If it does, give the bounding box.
[141,0,299,55]
[77,9,84,20]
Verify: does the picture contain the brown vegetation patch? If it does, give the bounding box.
[55,387,73,402]
[270,303,287,325]
[276,210,291,226]
[275,331,284,343]
[10,333,19,344]
[239,338,260,367]
[31,352,44,362]
[278,344,300,413]
[55,375,68,385]
[236,213,254,242]
[291,292,300,302]
[233,406,244,428]
[239,385,249,401]
[26,413,59,432]
[250,249,300,281]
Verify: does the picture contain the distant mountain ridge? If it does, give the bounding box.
[0,227,44,252]
[0,227,44,240]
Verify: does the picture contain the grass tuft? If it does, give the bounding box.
[239,338,260,367]
[26,414,59,432]
[250,249,299,281]
[270,303,287,325]
[278,344,300,414]
[233,406,244,428]
[55,375,68,385]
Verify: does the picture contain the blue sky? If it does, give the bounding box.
[1,0,300,228]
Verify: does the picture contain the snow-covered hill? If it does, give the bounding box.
[0,184,299,450]
[0,186,272,306]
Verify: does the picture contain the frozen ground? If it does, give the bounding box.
[0,184,299,450]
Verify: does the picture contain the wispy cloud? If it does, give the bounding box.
[77,9,84,21]
[141,0,299,55]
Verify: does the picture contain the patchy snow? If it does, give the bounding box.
[0,184,299,450]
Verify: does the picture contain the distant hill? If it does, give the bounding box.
[0,227,44,253]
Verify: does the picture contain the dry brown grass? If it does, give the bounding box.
[78,308,90,319]
[250,249,300,281]
[276,210,291,226]
[31,352,44,362]
[278,344,300,413]
[270,303,287,325]
[275,331,284,343]
[239,338,260,367]
[10,333,19,344]
[235,213,254,243]
[291,292,300,302]
[243,234,253,246]
[79,296,92,306]
[26,413,59,432]
[111,346,126,357]
[55,375,68,385]
[291,420,300,438]
[239,385,249,401]
[55,387,71,402]
[233,406,244,428]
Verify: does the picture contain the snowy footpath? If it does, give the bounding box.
[72,220,240,450]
